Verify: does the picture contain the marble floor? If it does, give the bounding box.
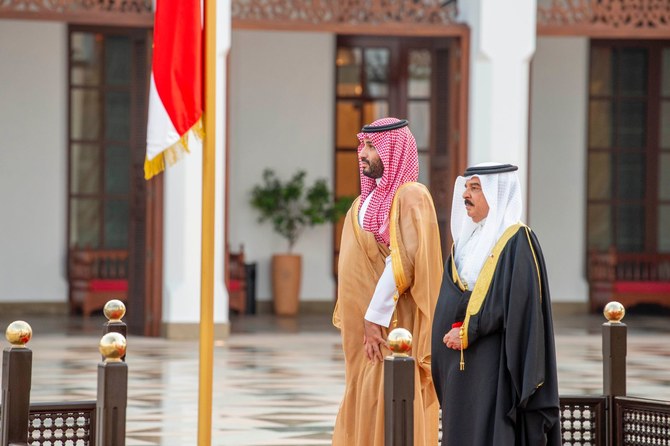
[3,308,670,445]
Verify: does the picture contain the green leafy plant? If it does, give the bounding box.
[250,169,353,252]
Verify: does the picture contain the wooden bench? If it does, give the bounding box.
[68,250,129,317]
[588,248,670,313]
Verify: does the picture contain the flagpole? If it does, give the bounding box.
[198,0,216,442]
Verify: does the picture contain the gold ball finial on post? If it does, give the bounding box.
[5,320,32,348]
[603,301,625,323]
[388,328,412,357]
[99,332,127,363]
[103,300,126,323]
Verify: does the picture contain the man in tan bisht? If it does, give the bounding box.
[332,117,442,445]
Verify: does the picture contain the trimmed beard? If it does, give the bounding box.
[362,160,384,179]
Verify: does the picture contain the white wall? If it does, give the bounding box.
[529,36,589,303]
[229,30,335,303]
[162,1,231,326]
[0,20,68,303]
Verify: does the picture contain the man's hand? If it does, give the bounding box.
[442,327,463,350]
[363,320,387,362]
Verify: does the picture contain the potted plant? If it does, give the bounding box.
[250,169,351,315]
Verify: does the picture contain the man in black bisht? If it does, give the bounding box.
[431,162,561,445]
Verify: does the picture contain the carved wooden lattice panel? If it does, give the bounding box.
[560,396,607,446]
[538,0,670,29]
[231,0,458,26]
[27,402,96,446]
[616,397,670,445]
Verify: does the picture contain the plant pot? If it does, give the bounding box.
[271,254,301,316]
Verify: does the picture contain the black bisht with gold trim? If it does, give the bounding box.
[431,224,561,445]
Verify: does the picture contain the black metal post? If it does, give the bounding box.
[603,319,627,446]
[1,347,32,446]
[96,361,128,446]
[602,321,627,397]
[384,356,414,446]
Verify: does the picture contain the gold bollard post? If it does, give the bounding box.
[602,301,627,397]
[384,328,414,446]
[96,332,128,446]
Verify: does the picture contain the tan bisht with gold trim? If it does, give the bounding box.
[332,182,442,446]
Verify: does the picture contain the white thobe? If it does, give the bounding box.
[454,218,487,290]
[359,188,397,328]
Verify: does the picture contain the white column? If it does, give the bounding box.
[215,0,232,325]
[460,0,537,205]
[162,0,231,339]
[530,37,590,303]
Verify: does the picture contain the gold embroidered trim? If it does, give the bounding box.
[461,223,525,349]
[144,118,204,180]
[389,182,415,293]
[524,227,542,303]
[351,196,362,240]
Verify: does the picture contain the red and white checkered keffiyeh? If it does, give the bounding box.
[357,117,419,246]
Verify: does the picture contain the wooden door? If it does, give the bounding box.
[67,26,162,335]
[334,35,466,272]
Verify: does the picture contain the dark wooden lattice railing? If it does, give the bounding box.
[614,397,670,446]
[558,304,670,446]
[1,300,128,446]
[27,402,97,445]
[559,396,608,446]
[388,302,670,446]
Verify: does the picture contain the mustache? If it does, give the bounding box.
[464,199,474,207]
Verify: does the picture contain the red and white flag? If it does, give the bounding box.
[145,0,203,180]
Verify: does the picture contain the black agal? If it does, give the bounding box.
[361,119,409,133]
[463,164,518,176]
